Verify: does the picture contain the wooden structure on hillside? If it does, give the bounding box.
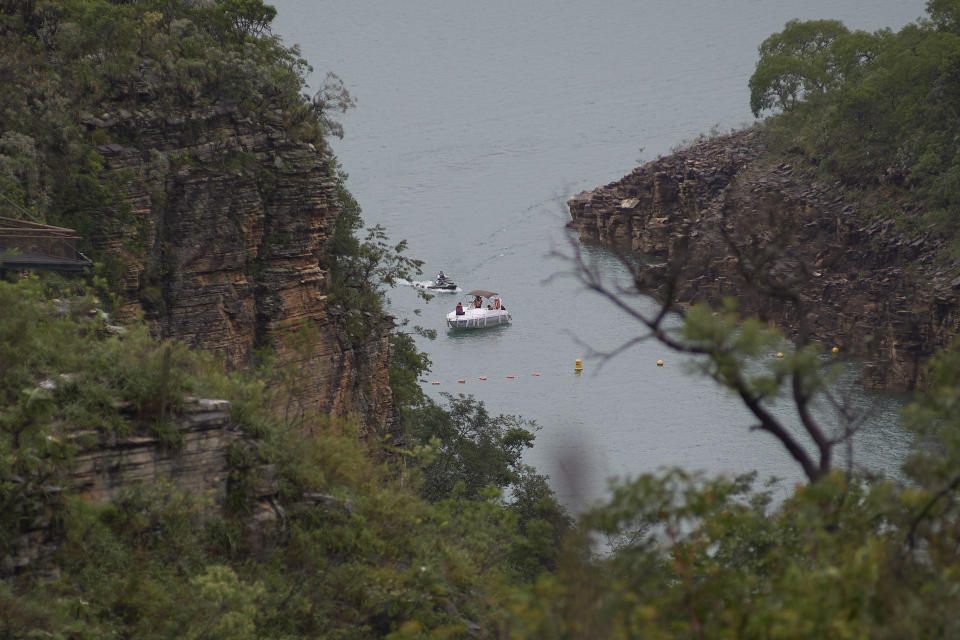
[0,216,93,272]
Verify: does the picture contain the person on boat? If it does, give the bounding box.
[455,302,465,315]
[436,271,446,284]
[487,304,494,309]
[473,296,483,308]
[494,297,501,309]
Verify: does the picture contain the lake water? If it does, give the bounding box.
[272,0,924,512]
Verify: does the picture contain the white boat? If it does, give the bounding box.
[446,290,511,329]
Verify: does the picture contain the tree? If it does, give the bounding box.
[500,335,960,638]
[926,0,960,34]
[180,566,264,640]
[322,173,425,340]
[559,191,863,485]
[203,0,277,44]
[751,9,960,226]
[749,19,851,117]
[407,393,573,580]
[410,393,538,502]
[312,72,356,140]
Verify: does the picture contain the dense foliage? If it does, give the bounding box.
[10,272,960,638]
[750,0,960,240]
[0,277,569,638]
[0,0,331,231]
[498,298,960,638]
[406,393,573,580]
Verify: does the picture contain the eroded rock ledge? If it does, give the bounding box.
[4,396,361,578]
[3,398,279,576]
[568,128,960,391]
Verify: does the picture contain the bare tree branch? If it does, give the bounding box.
[556,191,870,484]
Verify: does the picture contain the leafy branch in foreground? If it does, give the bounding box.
[503,336,960,639]
[405,393,573,579]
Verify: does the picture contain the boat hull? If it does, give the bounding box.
[446,308,511,329]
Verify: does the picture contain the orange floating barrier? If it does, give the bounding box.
[431,381,440,385]
[506,375,515,379]
[478,376,487,380]
[457,379,466,384]
[531,372,540,376]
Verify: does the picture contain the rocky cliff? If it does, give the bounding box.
[83,103,397,439]
[568,128,960,391]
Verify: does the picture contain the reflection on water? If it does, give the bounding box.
[445,324,512,341]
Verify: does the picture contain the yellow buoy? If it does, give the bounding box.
[574,359,582,373]
[776,352,784,358]
[832,346,839,355]
[656,360,664,367]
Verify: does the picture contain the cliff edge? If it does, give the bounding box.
[568,128,960,391]
[86,103,397,439]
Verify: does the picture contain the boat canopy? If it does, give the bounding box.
[468,289,498,298]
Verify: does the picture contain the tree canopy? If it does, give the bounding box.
[750,1,960,238]
[0,0,349,245]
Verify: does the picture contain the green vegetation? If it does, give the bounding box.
[0,0,419,326]
[497,287,960,638]
[0,276,568,638]
[749,1,960,242]
[11,266,960,637]
[6,0,960,638]
[6,262,960,640]
[406,393,573,580]
[0,0,355,291]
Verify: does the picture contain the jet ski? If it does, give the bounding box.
[426,279,458,291]
[416,272,458,292]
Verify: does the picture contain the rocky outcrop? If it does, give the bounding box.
[68,397,250,505]
[84,103,397,440]
[2,397,282,576]
[568,128,960,391]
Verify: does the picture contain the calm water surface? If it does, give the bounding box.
[272,0,924,511]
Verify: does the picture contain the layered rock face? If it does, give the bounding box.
[69,398,249,506]
[568,128,960,391]
[3,397,281,576]
[85,103,397,439]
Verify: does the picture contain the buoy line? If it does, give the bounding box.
[426,371,547,385]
